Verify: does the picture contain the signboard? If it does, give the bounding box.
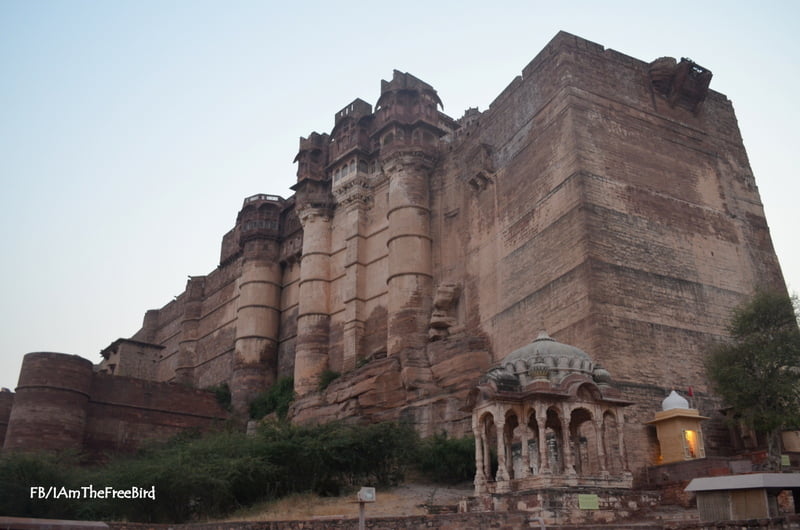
[357,486,376,503]
[578,494,599,510]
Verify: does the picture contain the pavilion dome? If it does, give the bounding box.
[487,330,597,387]
[662,390,690,411]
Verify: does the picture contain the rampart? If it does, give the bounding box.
[2,352,229,454]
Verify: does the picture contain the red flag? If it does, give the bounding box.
[688,386,694,397]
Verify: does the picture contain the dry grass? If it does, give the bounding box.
[219,483,473,522]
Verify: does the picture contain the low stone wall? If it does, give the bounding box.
[466,486,661,525]
[106,516,665,530]
[664,514,800,529]
[5,515,800,530]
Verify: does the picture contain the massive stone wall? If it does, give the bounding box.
[2,32,786,471]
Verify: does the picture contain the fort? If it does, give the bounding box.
[0,30,789,509]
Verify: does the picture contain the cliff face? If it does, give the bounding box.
[3,32,784,477]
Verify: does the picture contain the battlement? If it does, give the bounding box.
[243,193,283,205]
[378,69,441,106]
[334,98,372,127]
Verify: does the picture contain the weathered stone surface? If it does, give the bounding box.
[430,349,491,391]
[2,31,787,490]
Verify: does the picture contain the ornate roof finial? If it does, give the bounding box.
[529,354,551,382]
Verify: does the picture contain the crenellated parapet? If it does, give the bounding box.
[374,73,448,161]
[375,70,443,128]
[294,132,329,182]
[329,99,373,164]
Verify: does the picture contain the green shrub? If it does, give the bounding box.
[204,382,232,411]
[249,376,295,420]
[0,451,85,518]
[0,421,425,523]
[415,432,476,484]
[317,369,340,391]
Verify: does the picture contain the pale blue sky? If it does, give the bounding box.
[1,1,798,390]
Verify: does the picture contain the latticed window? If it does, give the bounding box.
[682,429,705,459]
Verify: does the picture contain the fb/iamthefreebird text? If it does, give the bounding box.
[30,485,155,500]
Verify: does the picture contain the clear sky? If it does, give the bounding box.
[1,1,798,391]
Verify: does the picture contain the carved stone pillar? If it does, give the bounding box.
[384,152,435,391]
[495,417,510,484]
[473,416,487,494]
[537,406,550,474]
[561,413,577,476]
[518,424,531,479]
[617,410,629,472]
[483,417,493,481]
[595,418,608,476]
[293,207,332,396]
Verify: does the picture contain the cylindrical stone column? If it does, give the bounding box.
[4,352,93,452]
[384,152,435,389]
[231,240,282,414]
[293,207,332,396]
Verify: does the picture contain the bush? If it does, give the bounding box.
[317,369,340,391]
[0,421,449,523]
[205,382,232,411]
[415,432,476,484]
[0,452,82,518]
[249,376,295,420]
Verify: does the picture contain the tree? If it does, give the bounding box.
[706,291,800,470]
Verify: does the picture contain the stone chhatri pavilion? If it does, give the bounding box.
[466,331,632,495]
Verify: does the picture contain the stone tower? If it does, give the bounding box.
[292,132,335,396]
[230,194,284,413]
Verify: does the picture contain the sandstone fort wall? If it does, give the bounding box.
[2,352,228,455]
[1,32,787,482]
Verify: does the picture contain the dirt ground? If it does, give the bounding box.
[223,482,474,522]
